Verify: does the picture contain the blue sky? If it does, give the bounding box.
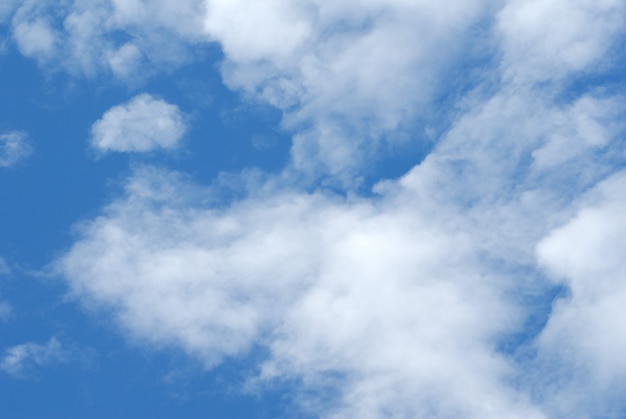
[1,1,626,418]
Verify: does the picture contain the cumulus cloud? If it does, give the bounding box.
[57,166,544,418]
[57,88,626,419]
[204,0,502,179]
[497,0,626,85]
[0,131,33,168]
[0,338,66,378]
[5,1,625,174]
[90,94,187,154]
[43,0,626,418]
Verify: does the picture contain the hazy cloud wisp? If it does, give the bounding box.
[0,131,32,168]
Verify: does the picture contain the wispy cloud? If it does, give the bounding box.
[0,257,10,321]
[0,338,66,378]
[0,131,32,168]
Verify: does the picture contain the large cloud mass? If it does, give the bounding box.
[3,0,623,417]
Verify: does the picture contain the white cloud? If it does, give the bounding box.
[497,0,626,85]
[59,85,626,417]
[6,0,208,78]
[90,94,187,154]
[0,131,33,168]
[201,0,626,180]
[44,1,626,417]
[57,166,546,418]
[58,79,626,414]
[534,171,626,416]
[205,0,501,179]
[5,1,495,176]
[0,338,66,378]
[5,1,624,175]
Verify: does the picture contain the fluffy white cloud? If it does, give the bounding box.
[0,338,66,378]
[56,75,625,415]
[204,0,626,180]
[90,94,187,154]
[204,0,502,179]
[0,131,33,168]
[497,0,626,85]
[57,166,545,418]
[6,1,624,175]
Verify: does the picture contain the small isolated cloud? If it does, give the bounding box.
[90,94,187,155]
[12,18,57,59]
[0,131,33,168]
[0,338,66,378]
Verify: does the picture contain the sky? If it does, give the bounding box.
[1,1,626,418]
